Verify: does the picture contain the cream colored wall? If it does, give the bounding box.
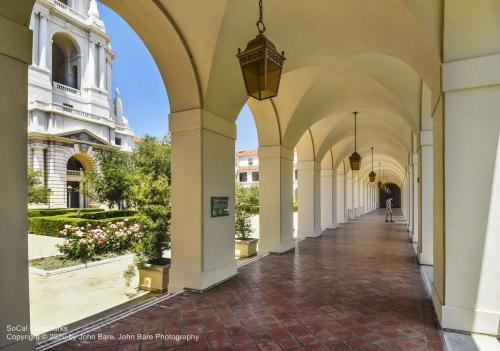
[168,109,237,292]
[297,161,321,238]
[258,146,295,254]
[0,10,34,351]
[439,0,500,334]
[432,97,445,321]
[443,86,500,334]
[320,169,334,230]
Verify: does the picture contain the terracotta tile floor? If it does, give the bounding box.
[54,209,444,351]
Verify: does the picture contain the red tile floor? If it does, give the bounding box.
[54,209,444,351]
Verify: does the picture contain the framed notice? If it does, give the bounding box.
[211,197,230,217]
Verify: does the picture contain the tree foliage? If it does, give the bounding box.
[131,136,171,264]
[28,168,51,204]
[234,184,258,239]
[85,149,134,208]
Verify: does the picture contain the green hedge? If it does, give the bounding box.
[28,215,140,237]
[69,210,137,220]
[28,208,104,218]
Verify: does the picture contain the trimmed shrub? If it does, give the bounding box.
[28,215,139,237]
[72,210,137,220]
[28,208,103,218]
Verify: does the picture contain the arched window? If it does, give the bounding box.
[52,33,80,89]
[67,156,84,171]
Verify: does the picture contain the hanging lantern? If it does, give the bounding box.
[237,0,286,100]
[377,162,382,188]
[349,112,362,171]
[369,147,376,182]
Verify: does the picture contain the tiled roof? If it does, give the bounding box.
[236,149,258,156]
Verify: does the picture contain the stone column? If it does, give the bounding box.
[98,43,106,89]
[419,130,433,265]
[297,160,321,238]
[332,171,338,227]
[412,153,419,243]
[258,146,295,254]
[31,13,39,66]
[320,169,334,230]
[168,109,237,293]
[106,59,112,96]
[438,8,500,331]
[337,172,346,223]
[408,163,413,232]
[88,41,97,87]
[38,13,48,69]
[0,11,34,350]
[354,172,360,217]
[32,146,45,176]
[346,173,353,219]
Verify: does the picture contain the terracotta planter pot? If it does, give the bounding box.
[235,238,259,258]
[138,263,170,292]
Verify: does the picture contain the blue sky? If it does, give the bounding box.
[98,3,258,151]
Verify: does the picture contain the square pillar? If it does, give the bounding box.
[320,169,336,230]
[168,109,237,293]
[336,173,346,223]
[412,153,419,243]
[0,14,34,350]
[419,131,433,265]
[438,50,500,334]
[258,146,295,254]
[297,161,321,238]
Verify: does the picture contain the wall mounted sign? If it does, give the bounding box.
[211,197,229,217]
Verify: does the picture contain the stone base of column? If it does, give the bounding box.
[168,259,237,293]
[440,305,500,336]
[298,231,321,239]
[419,252,433,265]
[258,238,295,255]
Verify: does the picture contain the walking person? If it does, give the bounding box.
[385,197,394,223]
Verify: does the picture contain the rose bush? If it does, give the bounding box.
[57,219,142,262]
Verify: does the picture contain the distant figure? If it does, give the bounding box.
[385,197,394,223]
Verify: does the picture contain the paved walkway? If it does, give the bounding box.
[53,209,444,351]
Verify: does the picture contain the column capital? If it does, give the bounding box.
[169,108,236,140]
[420,130,433,147]
[258,145,294,161]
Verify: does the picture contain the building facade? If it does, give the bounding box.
[27,0,134,208]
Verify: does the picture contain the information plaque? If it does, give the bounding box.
[211,197,229,217]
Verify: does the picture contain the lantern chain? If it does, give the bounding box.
[256,0,266,34]
[353,112,358,152]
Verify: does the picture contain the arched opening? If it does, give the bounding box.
[66,155,91,208]
[52,32,80,89]
[379,182,401,208]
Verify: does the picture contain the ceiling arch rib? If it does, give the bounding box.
[311,111,411,163]
[279,66,416,150]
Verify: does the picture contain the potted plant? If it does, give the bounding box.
[235,186,258,258]
[130,174,171,292]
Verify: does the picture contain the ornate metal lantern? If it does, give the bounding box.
[377,162,382,188]
[349,112,362,171]
[237,0,286,100]
[369,147,376,182]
